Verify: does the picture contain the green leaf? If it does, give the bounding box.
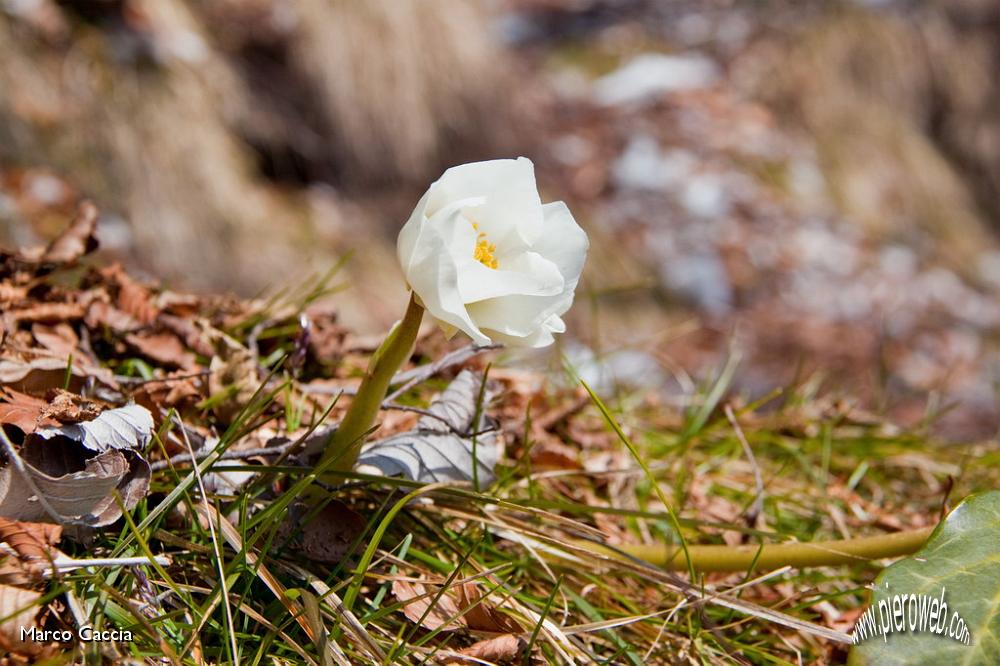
[849,491,1000,666]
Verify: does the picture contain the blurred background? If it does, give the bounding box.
[2,0,999,439]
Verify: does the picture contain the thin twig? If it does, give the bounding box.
[39,555,172,574]
[114,370,212,386]
[385,343,500,402]
[299,344,501,398]
[150,441,301,472]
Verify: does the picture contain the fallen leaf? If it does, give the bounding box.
[304,306,348,363]
[392,579,465,632]
[125,331,196,369]
[99,264,158,325]
[6,301,86,325]
[356,370,501,486]
[38,200,99,265]
[0,389,56,435]
[0,517,62,560]
[133,372,203,415]
[84,299,141,333]
[393,578,522,635]
[445,634,525,664]
[33,403,153,452]
[276,501,366,563]
[208,333,259,425]
[39,390,102,424]
[0,584,43,655]
[0,283,28,306]
[0,517,63,584]
[0,404,153,526]
[0,355,101,395]
[454,583,522,634]
[159,314,215,356]
[31,323,79,359]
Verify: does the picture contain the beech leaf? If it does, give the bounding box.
[356,370,500,486]
[0,404,153,526]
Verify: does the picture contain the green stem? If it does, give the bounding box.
[582,526,933,572]
[319,293,424,474]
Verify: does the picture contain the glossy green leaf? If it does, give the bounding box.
[849,491,1000,665]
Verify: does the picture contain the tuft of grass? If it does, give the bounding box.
[16,273,999,663]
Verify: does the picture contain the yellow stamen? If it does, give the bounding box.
[471,223,498,269]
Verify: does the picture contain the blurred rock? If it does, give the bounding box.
[611,135,694,192]
[593,53,720,106]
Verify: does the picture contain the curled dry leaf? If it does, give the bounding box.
[30,323,78,359]
[5,301,86,326]
[0,584,44,657]
[40,201,99,264]
[207,330,260,425]
[393,579,465,632]
[393,579,522,634]
[125,331,197,369]
[98,264,158,325]
[0,517,63,584]
[39,390,102,424]
[0,355,118,396]
[275,500,366,564]
[15,200,99,266]
[356,370,501,486]
[445,634,525,664]
[0,404,153,526]
[0,389,56,435]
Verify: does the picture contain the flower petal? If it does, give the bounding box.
[401,206,491,345]
[429,157,543,250]
[456,251,564,304]
[532,201,589,292]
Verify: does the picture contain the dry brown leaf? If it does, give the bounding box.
[0,517,64,584]
[0,355,114,395]
[30,323,78,359]
[207,332,259,425]
[6,301,86,325]
[132,372,203,416]
[454,583,522,634]
[0,283,28,306]
[159,314,215,356]
[0,517,62,560]
[393,580,466,632]
[392,579,522,634]
[115,275,157,326]
[156,291,203,317]
[444,634,525,664]
[125,331,196,369]
[304,306,348,362]
[41,201,99,264]
[0,584,43,655]
[528,436,583,471]
[0,389,56,435]
[39,390,102,424]
[15,201,99,266]
[84,299,141,333]
[0,405,153,526]
[276,501,366,564]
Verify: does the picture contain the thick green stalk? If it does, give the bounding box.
[319,293,424,473]
[587,526,933,572]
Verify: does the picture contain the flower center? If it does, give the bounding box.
[472,223,498,269]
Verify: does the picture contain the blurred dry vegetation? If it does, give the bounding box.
[2,0,1000,437]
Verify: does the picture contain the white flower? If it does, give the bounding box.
[398,158,589,348]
